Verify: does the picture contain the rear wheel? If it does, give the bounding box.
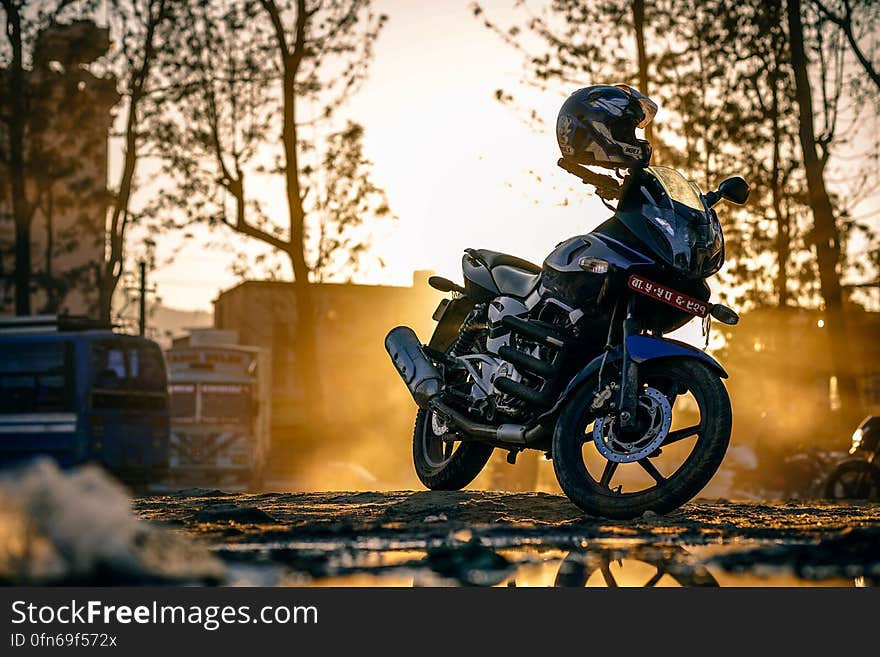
[824,460,880,500]
[413,408,493,490]
[553,359,731,519]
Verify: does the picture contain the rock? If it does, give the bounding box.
[193,505,276,524]
[423,513,448,523]
[170,488,231,498]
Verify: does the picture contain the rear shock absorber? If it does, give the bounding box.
[451,307,488,356]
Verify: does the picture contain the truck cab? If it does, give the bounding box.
[166,329,270,489]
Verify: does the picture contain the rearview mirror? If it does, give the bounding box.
[717,176,750,205]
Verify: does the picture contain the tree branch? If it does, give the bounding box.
[220,210,291,254]
[291,0,308,72]
[259,0,290,57]
[812,0,880,92]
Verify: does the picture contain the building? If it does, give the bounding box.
[0,20,118,317]
[213,272,442,482]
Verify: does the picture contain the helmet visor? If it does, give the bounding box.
[615,84,658,128]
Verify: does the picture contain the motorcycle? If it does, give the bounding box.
[385,157,749,518]
[824,416,880,500]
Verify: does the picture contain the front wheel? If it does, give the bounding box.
[553,359,731,519]
[823,460,880,500]
[413,408,494,490]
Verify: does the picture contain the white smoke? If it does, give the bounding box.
[0,459,224,584]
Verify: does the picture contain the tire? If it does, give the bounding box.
[413,408,494,490]
[823,460,880,500]
[552,359,731,519]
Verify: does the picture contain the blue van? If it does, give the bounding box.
[0,316,170,482]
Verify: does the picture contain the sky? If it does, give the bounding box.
[138,0,612,312]
[117,0,878,318]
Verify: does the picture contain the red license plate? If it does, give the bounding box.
[627,274,709,318]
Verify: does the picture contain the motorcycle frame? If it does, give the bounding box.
[426,287,727,452]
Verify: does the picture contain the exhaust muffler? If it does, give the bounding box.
[384,326,442,408]
[384,326,549,446]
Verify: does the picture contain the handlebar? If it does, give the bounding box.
[556,158,622,201]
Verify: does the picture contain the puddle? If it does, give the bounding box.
[218,539,868,587]
[5,465,875,587]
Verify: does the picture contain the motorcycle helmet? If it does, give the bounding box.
[556,84,657,169]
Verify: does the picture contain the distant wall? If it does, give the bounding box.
[214,276,442,487]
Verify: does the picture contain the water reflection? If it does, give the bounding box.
[552,545,718,587]
[411,544,717,587]
[222,539,869,587]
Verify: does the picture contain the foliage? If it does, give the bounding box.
[474,0,878,309]
[148,0,389,283]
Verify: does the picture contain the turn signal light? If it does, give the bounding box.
[710,303,740,325]
[578,257,609,274]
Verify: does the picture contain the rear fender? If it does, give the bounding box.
[428,296,475,351]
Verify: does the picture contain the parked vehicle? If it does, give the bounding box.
[165,330,270,489]
[824,416,880,500]
[385,85,748,518]
[0,315,170,483]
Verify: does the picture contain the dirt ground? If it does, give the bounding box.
[132,490,880,587]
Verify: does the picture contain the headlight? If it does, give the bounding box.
[649,214,675,237]
[849,429,862,454]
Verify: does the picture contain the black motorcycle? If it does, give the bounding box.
[824,416,880,500]
[386,158,749,518]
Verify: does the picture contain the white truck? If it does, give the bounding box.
[165,329,270,489]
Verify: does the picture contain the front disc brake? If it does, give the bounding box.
[593,387,672,463]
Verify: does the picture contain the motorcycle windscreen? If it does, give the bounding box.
[637,167,723,278]
[646,166,704,209]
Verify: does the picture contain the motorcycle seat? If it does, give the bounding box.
[491,265,541,298]
[465,248,542,275]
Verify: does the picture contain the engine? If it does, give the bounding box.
[449,295,579,422]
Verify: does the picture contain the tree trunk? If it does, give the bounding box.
[281,58,324,426]
[787,0,860,424]
[99,0,164,325]
[4,1,32,315]
[631,0,653,144]
[770,73,790,306]
[97,263,121,326]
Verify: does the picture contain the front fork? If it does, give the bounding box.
[618,296,639,431]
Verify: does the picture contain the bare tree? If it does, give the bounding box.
[310,121,393,283]
[812,0,880,92]
[787,0,860,423]
[97,0,173,325]
[152,0,386,422]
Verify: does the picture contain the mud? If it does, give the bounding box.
[132,490,880,587]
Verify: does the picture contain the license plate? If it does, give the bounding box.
[628,274,709,318]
